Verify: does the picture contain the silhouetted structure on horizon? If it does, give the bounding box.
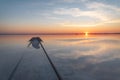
[28,37,62,80]
[28,37,43,49]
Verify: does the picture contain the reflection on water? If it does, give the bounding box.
[0,34,120,80]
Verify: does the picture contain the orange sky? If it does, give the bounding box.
[0,0,120,34]
[0,24,120,34]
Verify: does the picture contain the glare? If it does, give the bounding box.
[85,32,88,36]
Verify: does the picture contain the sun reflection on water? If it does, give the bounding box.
[84,32,89,39]
[85,32,88,36]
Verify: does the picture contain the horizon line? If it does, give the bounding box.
[0,32,120,35]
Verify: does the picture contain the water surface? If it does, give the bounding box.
[0,34,120,80]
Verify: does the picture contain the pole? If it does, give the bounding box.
[8,53,24,80]
[40,42,62,80]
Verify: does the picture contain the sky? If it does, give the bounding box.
[0,0,120,33]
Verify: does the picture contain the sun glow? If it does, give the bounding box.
[85,32,88,36]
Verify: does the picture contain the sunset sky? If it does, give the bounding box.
[0,0,120,33]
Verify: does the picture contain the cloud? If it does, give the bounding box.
[62,0,85,2]
[54,8,108,26]
[86,2,120,12]
[62,0,91,3]
[54,2,120,27]
[54,8,107,21]
[86,2,120,20]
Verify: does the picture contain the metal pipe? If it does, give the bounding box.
[40,42,62,80]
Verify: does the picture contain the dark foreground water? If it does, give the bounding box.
[0,34,120,80]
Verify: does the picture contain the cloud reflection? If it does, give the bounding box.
[46,37,120,80]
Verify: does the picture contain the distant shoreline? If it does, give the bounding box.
[0,33,120,35]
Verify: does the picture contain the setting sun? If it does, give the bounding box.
[85,32,88,36]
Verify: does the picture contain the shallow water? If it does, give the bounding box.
[0,34,120,80]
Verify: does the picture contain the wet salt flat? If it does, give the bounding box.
[0,34,120,80]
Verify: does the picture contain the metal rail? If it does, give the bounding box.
[8,38,62,80]
[40,42,62,80]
